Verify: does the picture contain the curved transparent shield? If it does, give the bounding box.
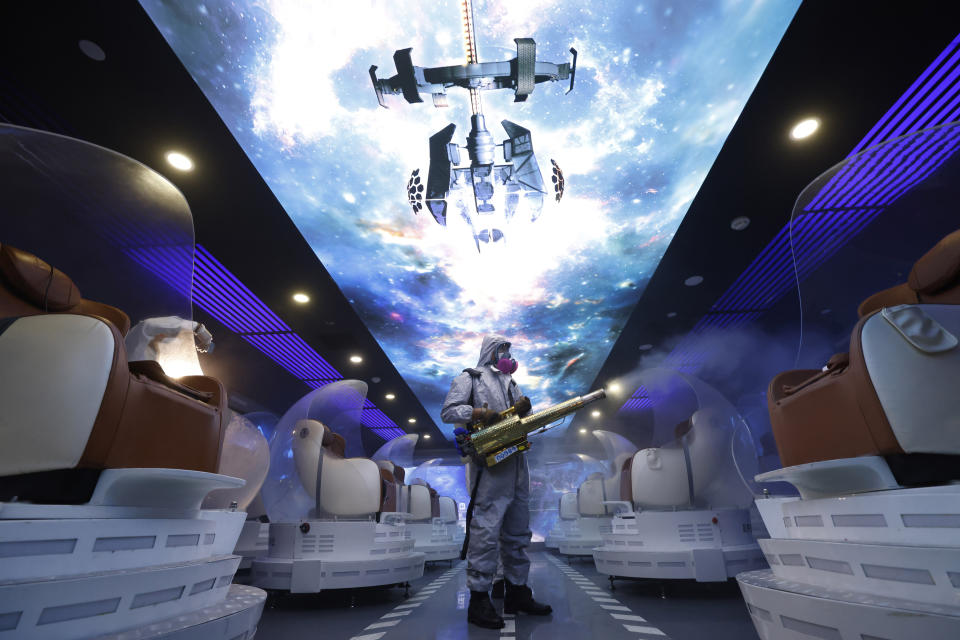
[630,368,758,509]
[202,410,270,511]
[244,411,281,443]
[591,430,638,476]
[525,448,607,542]
[371,433,420,468]
[0,124,195,331]
[261,380,372,522]
[789,122,960,368]
[407,458,469,512]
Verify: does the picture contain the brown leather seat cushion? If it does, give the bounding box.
[619,455,634,505]
[858,228,960,317]
[1,243,225,475]
[68,317,227,473]
[391,464,405,484]
[0,243,130,334]
[321,431,347,458]
[767,314,903,467]
[379,467,399,512]
[909,228,960,294]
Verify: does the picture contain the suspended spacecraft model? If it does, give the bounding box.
[369,1,576,250]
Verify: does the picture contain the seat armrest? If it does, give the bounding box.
[128,360,215,403]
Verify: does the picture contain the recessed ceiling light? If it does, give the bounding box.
[292,292,310,304]
[639,344,653,351]
[607,382,621,393]
[385,393,396,400]
[165,151,194,171]
[731,216,750,231]
[591,410,601,418]
[349,355,363,363]
[790,117,820,140]
[684,275,703,287]
[408,417,416,424]
[424,434,431,440]
[78,39,106,61]
[371,376,381,383]
[666,311,677,318]
[579,428,587,434]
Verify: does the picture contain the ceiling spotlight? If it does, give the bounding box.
[790,117,820,140]
[579,428,587,434]
[371,376,381,383]
[608,382,621,394]
[292,292,310,304]
[408,417,417,424]
[684,275,703,287]
[385,393,396,400]
[591,410,601,418]
[78,39,106,61]
[639,344,653,351]
[730,216,750,231]
[424,434,431,440]
[666,311,678,318]
[165,151,194,171]
[349,355,363,363]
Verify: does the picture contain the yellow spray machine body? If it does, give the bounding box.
[456,389,606,467]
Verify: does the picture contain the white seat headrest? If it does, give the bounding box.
[438,496,457,523]
[408,484,432,520]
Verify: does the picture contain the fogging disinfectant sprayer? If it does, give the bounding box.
[456,389,606,467]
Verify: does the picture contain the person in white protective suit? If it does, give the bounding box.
[441,335,552,630]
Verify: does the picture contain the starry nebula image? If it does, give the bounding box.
[142,0,799,439]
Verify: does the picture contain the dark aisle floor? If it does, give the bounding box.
[256,550,760,639]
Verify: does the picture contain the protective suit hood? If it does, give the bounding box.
[477,335,511,368]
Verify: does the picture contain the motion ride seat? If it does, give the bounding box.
[593,400,763,583]
[0,123,265,639]
[405,480,460,561]
[253,382,425,593]
[738,125,960,640]
[0,245,228,501]
[767,228,960,474]
[558,437,635,556]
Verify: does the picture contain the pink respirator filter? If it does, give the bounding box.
[496,357,518,374]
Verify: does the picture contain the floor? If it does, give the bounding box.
[257,550,761,640]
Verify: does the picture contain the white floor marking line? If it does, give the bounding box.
[349,633,386,640]
[623,624,666,635]
[592,597,620,603]
[365,619,402,630]
[610,614,648,622]
[394,602,422,609]
[381,610,413,618]
[407,596,429,602]
[600,605,631,611]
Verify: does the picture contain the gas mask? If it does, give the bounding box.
[494,344,518,375]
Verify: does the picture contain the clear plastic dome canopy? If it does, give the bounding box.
[788,121,960,369]
[260,380,370,522]
[202,410,270,511]
[628,368,759,509]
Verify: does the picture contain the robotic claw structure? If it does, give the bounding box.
[369,1,576,251]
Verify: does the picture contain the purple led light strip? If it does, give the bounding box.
[852,34,960,154]
[124,241,404,436]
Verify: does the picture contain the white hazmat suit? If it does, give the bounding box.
[441,335,532,592]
